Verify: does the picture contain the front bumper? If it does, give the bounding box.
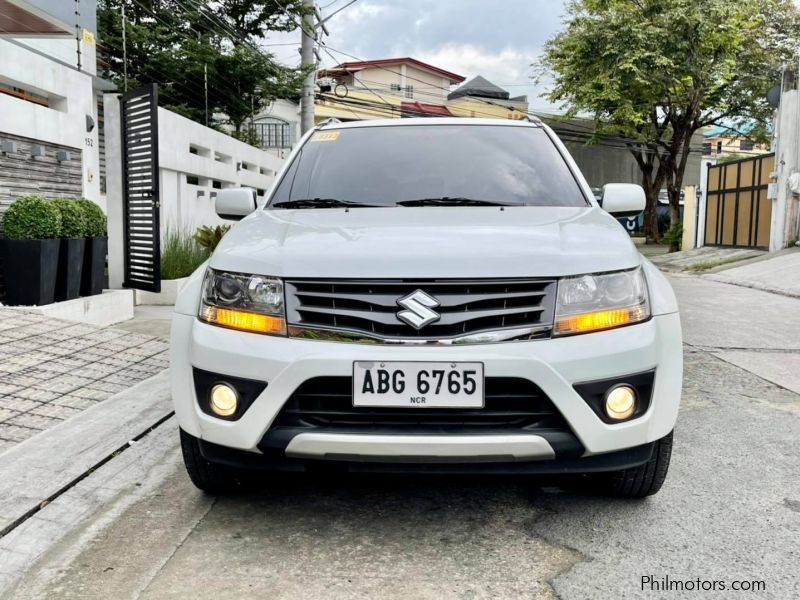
[171,312,682,463]
[196,433,662,475]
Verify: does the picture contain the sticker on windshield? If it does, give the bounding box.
[310,131,340,142]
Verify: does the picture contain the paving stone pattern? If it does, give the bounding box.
[0,308,169,455]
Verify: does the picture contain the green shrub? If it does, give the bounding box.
[160,227,210,280]
[2,196,61,240]
[193,224,231,252]
[662,222,683,252]
[51,199,86,238]
[75,198,107,237]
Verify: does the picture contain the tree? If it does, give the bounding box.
[540,0,800,248]
[97,0,307,136]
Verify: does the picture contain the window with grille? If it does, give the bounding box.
[251,121,294,149]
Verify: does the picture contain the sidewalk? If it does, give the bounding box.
[706,248,800,298]
[0,308,169,454]
[649,246,766,272]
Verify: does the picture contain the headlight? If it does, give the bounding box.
[554,267,649,336]
[199,269,286,336]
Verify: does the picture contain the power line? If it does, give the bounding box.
[319,44,562,124]
[125,0,297,121]
[316,92,705,155]
[178,0,289,61]
[320,43,772,144]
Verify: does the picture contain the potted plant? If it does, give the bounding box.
[1,195,62,306]
[76,199,108,296]
[52,199,87,301]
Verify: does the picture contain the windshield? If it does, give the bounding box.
[268,124,589,208]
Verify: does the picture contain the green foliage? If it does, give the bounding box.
[662,222,684,252]
[717,153,752,164]
[76,198,108,237]
[193,224,231,252]
[51,199,87,238]
[161,227,210,280]
[2,196,61,240]
[97,0,308,136]
[539,0,800,239]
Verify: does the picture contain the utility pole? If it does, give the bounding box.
[74,0,82,70]
[204,63,209,126]
[121,2,128,91]
[770,59,800,251]
[299,0,316,134]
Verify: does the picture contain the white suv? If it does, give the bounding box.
[171,118,682,498]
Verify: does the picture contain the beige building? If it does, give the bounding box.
[702,125,770,160]
[316,57,465,121]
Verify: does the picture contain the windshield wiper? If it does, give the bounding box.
[271,198,384,209]
[396,197,516,207]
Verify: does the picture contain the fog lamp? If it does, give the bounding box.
[210,383,239,417]
[604,385,637,420]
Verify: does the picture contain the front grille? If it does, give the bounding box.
[271,377,568,433]
[285,278,556,339]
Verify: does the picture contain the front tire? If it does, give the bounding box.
[179,428,255,494]
[601,431,673,498]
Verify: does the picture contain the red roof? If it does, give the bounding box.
[401,102,453,117]
[333,58,465,84]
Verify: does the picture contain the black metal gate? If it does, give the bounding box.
[120,84,161,292]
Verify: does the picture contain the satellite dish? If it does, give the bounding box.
[767,85,781,108]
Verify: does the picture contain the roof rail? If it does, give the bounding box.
[316,117,342,128]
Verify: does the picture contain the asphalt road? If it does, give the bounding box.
[9,275,800,600]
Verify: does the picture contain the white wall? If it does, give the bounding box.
[157,107,285,231]
[771,87,799,251]
[695,158,717,248]
[353,65,453,103]
[105,96,286,288]
[0,38,101,205]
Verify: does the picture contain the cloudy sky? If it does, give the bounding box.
[263,0,569,112]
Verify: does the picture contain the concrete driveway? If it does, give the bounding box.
[5,275,800,599]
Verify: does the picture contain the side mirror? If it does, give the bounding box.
[600,183,645,217]
[215,188,257,220]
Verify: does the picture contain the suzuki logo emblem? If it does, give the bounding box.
[396,289,441,330]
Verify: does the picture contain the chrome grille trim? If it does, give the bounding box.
[287,324,553,345]
[285,278,556,342]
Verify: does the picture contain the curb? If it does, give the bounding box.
[0,370,173,537]
[704,274,800,300]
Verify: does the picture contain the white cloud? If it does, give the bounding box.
[417,43,534,87]
[262,0,565,111]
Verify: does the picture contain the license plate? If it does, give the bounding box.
[353,361,484,408]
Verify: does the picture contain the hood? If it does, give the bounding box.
[210,206,641,278]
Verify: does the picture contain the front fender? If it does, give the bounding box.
[174,261,208,316]
[641,257,678,316]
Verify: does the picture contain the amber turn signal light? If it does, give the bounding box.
[200,305,286,336]
[554,305,647,336]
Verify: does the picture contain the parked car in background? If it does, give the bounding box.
[171,118,683,498]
